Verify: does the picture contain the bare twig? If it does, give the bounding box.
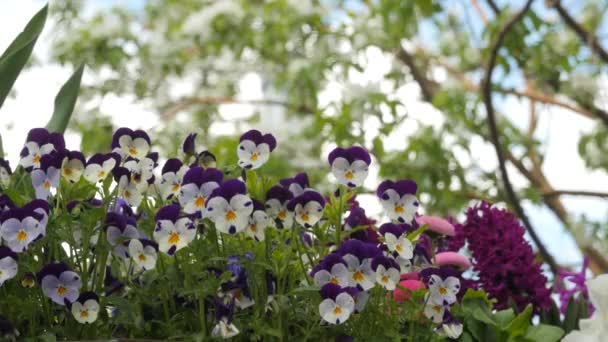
[543,190,608,198]
[471,0,488,23]
[396,48,438,102]
[486,0,500,15]
[481,0,560,275]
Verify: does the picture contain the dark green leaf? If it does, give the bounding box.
[523,324,564,342]
[46,64,85,133]
[0,4,48,109]
[563,296,580,333]
[505,304,532,337]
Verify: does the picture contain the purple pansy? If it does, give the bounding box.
[328,146,371,187]
[245,200,272,242]
[435,311,463,339]
[124,152,158,192]
[179,167,223,216]
[335,240,382,290]
[113,167,143,207]
[280,172,309,197]
[0,206,46,253]
[37,262,81,305]
[212,297,239,338]
[205,179,253,235]
[420,267,461,306]
[312,253,350,288]
[19,128,65,170]
[182,133,197,156]
[31,154,62,200]
[237,129,277,170]
[377,179,419,224]
[111,128,151,160]
[196,150,217,169]
[378,223,414,259]
[71,291,100,324]
[126,238,158,271]
[286,190,325,228]
[61,150,86,183]
[153,204,196,255]
[371,255,400,290]
[83,153,120,183]
[105,212,141,258]
[0,247,18,286]
[265,185,294,228]
[0,195,15,212]
[318,283,358,324]
[0,158,11,185]
[158,158,189,200]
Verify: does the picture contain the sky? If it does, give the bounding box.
[1,0,607,268]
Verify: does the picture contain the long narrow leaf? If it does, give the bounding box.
[46,64,85,133]
[0,4,48,109]
[0,133,4,157]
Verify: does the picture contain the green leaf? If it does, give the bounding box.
[0,4,48,109]
[505,304,532,337]
[406,224,427,241]
[523,324,564,342]
[563,296,580,333]
[0,133,3,157]
[46,64,85,133]
[494,308,516,328]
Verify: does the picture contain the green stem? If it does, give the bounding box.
[335,186,345,246]
[293,229,311,285]
[198,296,207,336]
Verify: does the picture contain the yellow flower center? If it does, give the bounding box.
[17,230,27,241]
[33,154,41,164]
[439,287,447,295]
[57,286,67,295]
[330,277,338,284]
[128,148,137,156]
[98,171,106,178]
[172,183,181,192]
[396,245,403,252]
[195,196,205,207]
[64,168,73,176]
[333,306,342,315]
[394,205,404,214]
[138,254,146,262]
[44,180,51,190]
[80,310,89,318]
[124,190,131,199]
[250,224,257,232]
[278,210,287,219]
[433,305,442,313]
[225,210,237,221]
[344,170,354,180]
[353,271,364,282]
[301,213,309,222]
[382,276,389,283]
[168,232,180,244]
[250,153,258,161]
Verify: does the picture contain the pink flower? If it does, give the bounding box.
[415,216,455,236]
[392,280,426,302]
[435,252,471,271]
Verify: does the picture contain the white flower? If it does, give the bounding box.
[0,217,41,253]
[228,288,255,310]
[379,189,419,224]
[342,254,375,290]
[205,194,253,235]
[396,255,412,274]
[71,299,100,324]
[0,164,10,185]
[31,167,59,200]
[159,165,189,199]
[19,141,55,169]
[563,274,608,342]
[331,157,369,187]
[428,275,460,305]
[113,133,150,161]
[212,318,240,339]
[124,156,156,192]
[245,209,272,242]
[61,158,84,183]
[384,233,414,259]
[375,264,400,290]
[265,198,294,228]
[0,256,18,286]
[292,200,324,228]
[154,217,196,255]
[436,321,463,339]
[423,296,446,323]
[319,292,355,324]
[83,155,117,183]
[118,174,143,207]
[179,182,220,215]
[313,263,350,287]
[127,239,157,271]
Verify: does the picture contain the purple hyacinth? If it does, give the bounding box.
[328,146,371,187]
[237,129,277,170]
[462,202,552,312]
[376,179,419,224]
[555,257,594,315]
[37,262,81,305]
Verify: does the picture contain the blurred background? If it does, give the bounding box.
[1,0,607,274]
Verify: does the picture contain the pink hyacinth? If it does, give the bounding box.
[435,252,471,271]
[415,215,455,236]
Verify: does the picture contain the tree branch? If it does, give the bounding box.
[396,47,438,102]
[471,0,488,23]
[543,190,608,198]
[485,0,500,15]
[482,0,561,276]
[549,0,608,64]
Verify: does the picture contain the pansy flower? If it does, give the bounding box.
[336,240,381,290]
[328,146,371,187]
[287,190,325,228]
[23,199,49,239]
[182,132,197,156]
[0,247,18,286]
[205,179,253,235]
[423,298,447,323]
[265,185,294,228]
[0,195,15,212]
[371,255,400,290]
[212,297,239,339]
[61,150,86,183]
[237,129,277,170]
[420,267,461,306]
[31,154,62,200]
[126,238,158,271]
[124,152,158,192]
[312,253,350,287]
[179,167,223,216]
[245,200,272,242]
[105,212,140,258]
[158,159,189,200]
[154,204,196,255]
[197,150,217,169]
[19,128,65,170]
[113,167,143,207]
[435,311,463,339]
[280,172,309,197]
[377,179,419,224]
[70,292,100,324]
[111,128,151,161]
[0,158,12,186]
[83,153,120,183]
[37,262,81,305]
[379,223,414,259]
[0,207,44,253]
[318,283,357,325]
[222,255,255,309]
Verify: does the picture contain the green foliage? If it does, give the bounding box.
[46,63,85,133]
